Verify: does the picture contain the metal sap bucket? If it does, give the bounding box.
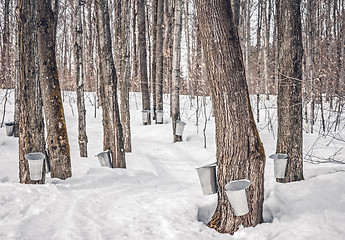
[156,110,164,124]
[141,110,150,124]
[225,179,251,216]
[95,150,112,168]
[25,152,45,181]
[5,122,14,136]
[196,162,217,195]
[175,121,186,136]
[269,153,288,178]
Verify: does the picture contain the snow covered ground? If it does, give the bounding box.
[1,90,345,240]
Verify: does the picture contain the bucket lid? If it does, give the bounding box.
[196,162,217,170]
[95,149,110,157]
[156,110,164,113]
[25,152,45,161]
[269,153,288,159]
[177,120,186,126]
[141,110,150,113]
[5,122,14,126]
[225,179,251,191]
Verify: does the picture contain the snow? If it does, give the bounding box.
[1,90,345,240]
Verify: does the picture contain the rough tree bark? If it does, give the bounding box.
[75,0,88,157]
[263,0,271,97]
[194,0,266,234]
[276,0,304,183]
[14,28,20,138]
[151,0,158,120]
[231,0,240,27]
[256,0,262,123]
[0,0,10,88]
[155,0,164,122]
[120,0,132,152]
[95,0,126,168]
[36,0,72,180]
[171,0,182,142]
[137,0,151,125]
[17,0,46,184]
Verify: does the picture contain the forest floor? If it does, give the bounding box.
[1,90,345,240]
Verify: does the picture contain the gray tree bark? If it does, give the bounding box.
[151,0,158,120]
[137,0,151,125]
[276,0,304,183]
[120,0,132,153]
[0,0,10,88]
[171,0,182,142]
[75,0,88,157]
[36,0,72,180]
[17,0,46,184]
[95,0,126,168]
[194,0,266,234]
[155,0,164,122]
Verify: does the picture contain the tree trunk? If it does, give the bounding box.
[171,0,182,142]
[155,0,164,122]
[244,0,251,89]
[17,0,46,184]
[256,0,262,123]
[231,0,240,27]
[151,0,158,120]
[263,0,270,97]
[14,30,20,138]
[0,0,10,88]
[276,0,304,183]
[194,0,266,234]
[75,0,88,157]
[137,0,151,125]
[307,0,315,134]
[163,0,173,116]
[36,0,72,180]
[120,0,132,152]
[95,0,126,168]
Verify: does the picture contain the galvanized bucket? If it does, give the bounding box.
[225,179,251,216]
[5,122,14,137]
[25,152,45,181]
[141,110,150,124]
[269,153,288,178]
[156,110,164,123]
[196,162,217,195]
[175,121,186,136]
[95,150,112,168]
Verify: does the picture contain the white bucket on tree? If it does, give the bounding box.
[269,153,288,178]
[225,179,251,216]
[175,121,186,136]
[25,152,45,181]
[95,150,112,168]
[156,110,164,123]
[5,122,14,136]
[196,163,217,195]
[141,110,150,123]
